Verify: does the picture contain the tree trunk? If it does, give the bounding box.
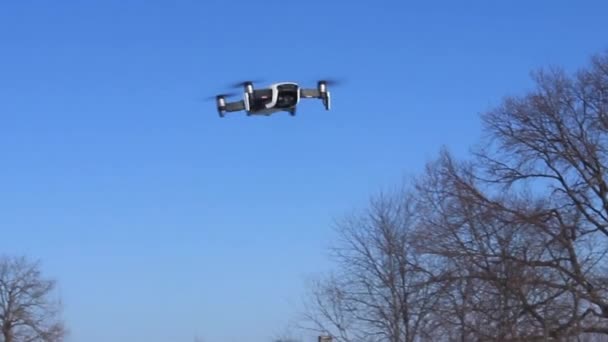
[3,324,13,342]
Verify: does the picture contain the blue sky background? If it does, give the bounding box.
[1,1,606,341]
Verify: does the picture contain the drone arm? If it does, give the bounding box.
[300,88,321,98]
[224,100,246,112]
[300,88,330,110]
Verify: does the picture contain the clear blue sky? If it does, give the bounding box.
[1,1,606,341]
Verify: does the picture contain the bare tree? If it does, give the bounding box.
[0,255,65,342]
[412,150,581,341]
[300,50,608,341]
[410,50,608,340]
[298,50,608,341]
[475,50,608,337]
[300,189,440,342]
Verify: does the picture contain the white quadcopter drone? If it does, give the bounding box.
[209,80,339,117]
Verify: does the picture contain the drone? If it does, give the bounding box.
[210,80,338,117]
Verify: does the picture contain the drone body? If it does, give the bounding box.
[214,80,332,117]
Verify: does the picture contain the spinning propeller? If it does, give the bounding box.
[228,80,265,88]
[202,92,239,101]
[317,78,345,86]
